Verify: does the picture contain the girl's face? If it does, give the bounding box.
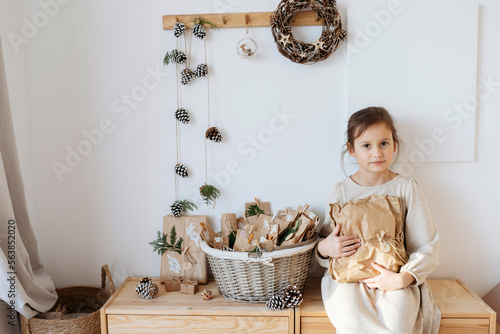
[348,123,396,175]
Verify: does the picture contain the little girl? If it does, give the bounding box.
[316,107,440,333]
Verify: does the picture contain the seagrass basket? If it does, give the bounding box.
[20,265,115,334]
[201,237,317,303]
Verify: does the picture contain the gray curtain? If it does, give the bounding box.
[0,36,57,333]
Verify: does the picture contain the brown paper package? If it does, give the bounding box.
[161,215,213,284]
[328,195,408,283]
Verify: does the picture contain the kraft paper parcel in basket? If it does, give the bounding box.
[328,195,408,283]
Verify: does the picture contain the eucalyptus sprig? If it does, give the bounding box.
[192,17,219,31]
[199,183,221,208]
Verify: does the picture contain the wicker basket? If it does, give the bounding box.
[201,237,317,303]
[20,265,115,334]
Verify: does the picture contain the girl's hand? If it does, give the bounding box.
[359,262,416,291]
[317,223,361,258]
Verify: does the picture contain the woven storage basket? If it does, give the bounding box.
[20,265,115,334]
[201,237,317,303]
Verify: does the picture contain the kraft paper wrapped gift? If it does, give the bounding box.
[163,278,181,292]
[221,213,237,245]
[245,198,271,217]
[161,215,215,284]
[180,280,199,294]
[328,195,408,283]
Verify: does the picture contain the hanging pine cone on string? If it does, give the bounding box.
[192,17,218,40]
[193,23,206,39]
[194,63,208,77]
[265,293,285,311]
[175,108,190,124]
[173,50,187,64]
[174,164,189,178]
[170,200,198,218]
[281,285,303,308]
[163,49,187,66]
[206,127,222,143]
[173,22,186,37]
[181,68,194,85]
[170,202,183,218]
[135,276,159,299]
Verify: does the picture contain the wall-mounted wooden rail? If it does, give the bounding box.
[163,11,324,30]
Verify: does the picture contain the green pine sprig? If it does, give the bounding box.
[149,227,184,255]
[163,49,177,66]
[246,204,265,217]
[192,17,219,31]
[228,231,236,249]
[174,200,198,214]
[278,218,301,245]
[200,183,221,208]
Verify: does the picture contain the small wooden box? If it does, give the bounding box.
[296,279,497,334]
[101,278,294,334]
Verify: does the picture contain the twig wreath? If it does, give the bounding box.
[271,0,346,64]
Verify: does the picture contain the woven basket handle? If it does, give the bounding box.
[101,265,116,294]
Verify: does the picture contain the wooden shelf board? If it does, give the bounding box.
[163,11,325,30]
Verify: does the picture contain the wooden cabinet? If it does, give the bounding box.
[102,278,496,334]
[100,278,294,334]
[297,279,497,334]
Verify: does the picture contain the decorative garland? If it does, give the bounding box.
[163,19,222,218]
[270,0,346,64]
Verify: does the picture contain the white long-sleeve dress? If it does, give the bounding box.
[315,175,441,334]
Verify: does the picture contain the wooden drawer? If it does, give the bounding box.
[296,279,497,334]
[107,314,290,334]
[101,278,294,334]
[439,318,490,334]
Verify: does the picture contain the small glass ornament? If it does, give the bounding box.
[236,36,258,59]
[236,18,258,59]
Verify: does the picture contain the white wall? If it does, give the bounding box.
[1,0,499,297]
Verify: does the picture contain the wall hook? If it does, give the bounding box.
[222,15,226,25]
[245,14,249,25]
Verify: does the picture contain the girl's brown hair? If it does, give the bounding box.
[341,106,403,172]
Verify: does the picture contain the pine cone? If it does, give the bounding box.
[201,289,213,300]
[174,22,185,38]
[335,29,347,40]
[175,108,190,124]
[174,50,187,64]
[181,68,194,85]
[135,277,159,299]
[205,127,222,143]
[170,202,183,218]
[265,293,285,311]
[174,164,189,178]
[281,285,303,308]
[194,63,208,77]
[193,24,206,39]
